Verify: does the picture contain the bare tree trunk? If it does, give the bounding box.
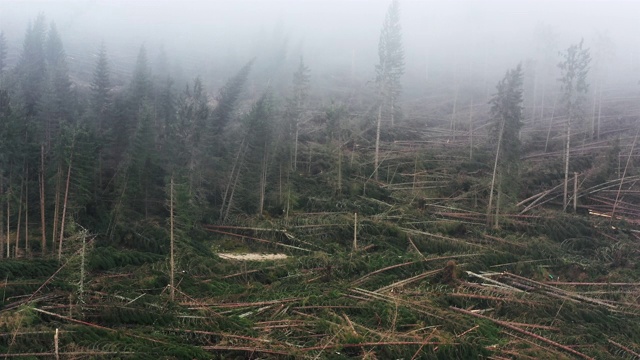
[412,152,418,195]
[531,72,538,122]
[307,144,312,175]
[285,170,291,221]
[539,81,546,122]
[544,96,558,153]
[169,176,175,302]
[612,127,640,220]
[220,138,246,222]
[596,86,603,140]
[573,172,578,213]
[78,229,87,312]
[6,183,10,258]
[258,144,268,216]
[58,152,73,261]
[40,144,46,255]
[487,119,505,227]
[450,88,458,140]
[494,181,502,229]
[337,144,342,194]
[15,179,23,258]
[469,101,474,160]
[278,165,282,203]
[52,165,62,256]
[352,212,358,252]
[54,328,59,360]
[563,117,571,212]
[223,155,245,224]
[293,122,299,171]
[0,176,3,259]
[590,81,598,139]
[25,169,29,257]
[374,103,382,181]
[390,98,395,127]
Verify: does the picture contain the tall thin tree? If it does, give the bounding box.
[487,64,524,228]
[558,40,590,211]
[374,0,404,180]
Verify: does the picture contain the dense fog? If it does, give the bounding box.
[2,0,639,98]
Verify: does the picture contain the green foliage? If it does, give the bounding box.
[88,246,163,271]
[16,14,47,116]
[90,42,111,133]
[376,0,404,102]
[558,40,591,119]
[210,59,254,133]
[0,259,58,280]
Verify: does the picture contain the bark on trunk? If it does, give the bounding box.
[58,152,73,261]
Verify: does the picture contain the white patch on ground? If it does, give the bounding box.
[217,253,288,261]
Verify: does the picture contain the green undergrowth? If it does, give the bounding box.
[4,151,640,359]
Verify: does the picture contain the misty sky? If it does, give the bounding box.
[1,0,640,95]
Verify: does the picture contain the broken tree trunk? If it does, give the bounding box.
[58,150,73,261]
[51,165,61,256]
[374,102,382,181]
[170,176,175,302]
[39,146,46,254]
[487,116,506,227]
[14,177,23,258]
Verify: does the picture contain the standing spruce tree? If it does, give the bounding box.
[44,22,74,141]
[130,45,152,113]
[91,42,111,134]
[16,14,47,117]
[171,78,209,192]
[374,0,404,180]
[241,93,273,216]
[486,64,524,228]
[287,57,310,172]
[558,40,590,211]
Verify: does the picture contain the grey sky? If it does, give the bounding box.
[1,0,639,93]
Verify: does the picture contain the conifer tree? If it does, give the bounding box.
[486,64,524,228]
[16,14,47,117]
[209,59,254,133]
[130,45,152,111]
[287,57,310,171]
[171,77,209,192]
[241,93,273,215]
[44,21,73,137]
[558,40,590,211]
[91,42,111,134]
[374,0,404,180]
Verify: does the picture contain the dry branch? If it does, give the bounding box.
[375,269,442,293]
[1,351,135,357]
[302,341,446,351]
[448,292,538,306]
[203,228,310,252]
[31,308,166,344]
